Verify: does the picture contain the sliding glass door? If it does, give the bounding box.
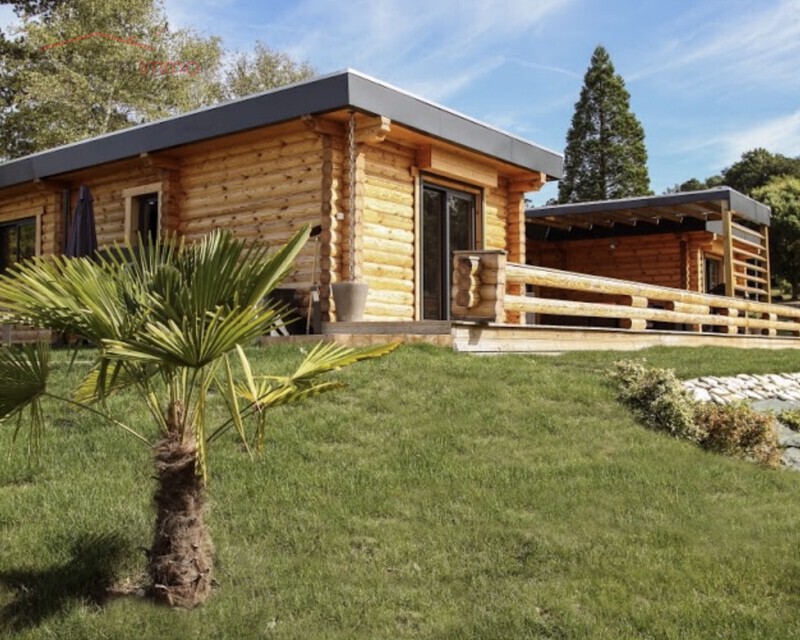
[422,183,477,320]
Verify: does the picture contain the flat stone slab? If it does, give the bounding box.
[683,372,800,408]
[681,373,800,471]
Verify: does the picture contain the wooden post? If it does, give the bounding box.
[762,224,772,303]
[722,207,735,298]
[718,307,739,334]
[761,312,777,337]
[451,250,506,322]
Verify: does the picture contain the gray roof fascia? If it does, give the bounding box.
[0,72,351,190]
[345,72,563,179]
[526,188,771,226]
[0,69,563,190]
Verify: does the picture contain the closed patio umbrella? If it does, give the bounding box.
[65,185,98,258]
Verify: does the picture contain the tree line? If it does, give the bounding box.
[0,0,314,159]
[556,44,800,299]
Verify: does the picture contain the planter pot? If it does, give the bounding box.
[332,282,369,322]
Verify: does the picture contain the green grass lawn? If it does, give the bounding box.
[2,344,800,639]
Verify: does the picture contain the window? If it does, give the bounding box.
[0,217,36,272]
[136,193,159,245]
[705,255,723,294]
[123,183,162,245]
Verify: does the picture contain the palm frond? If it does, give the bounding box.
[289,341,400,388]
[0,342,50,419]
[0,342,50,455]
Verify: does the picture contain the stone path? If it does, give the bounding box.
[683,373,800,405]
[682,373,800,470]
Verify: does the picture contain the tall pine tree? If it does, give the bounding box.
[558,45,651,204]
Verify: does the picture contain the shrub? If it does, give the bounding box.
[613,360,781,469]
[612,360,704,442]
[694,403,780,469]
[779,409,800,432]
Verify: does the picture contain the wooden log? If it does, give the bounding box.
[363,263,414,280]
[620,318,648,331]
[181,148,323,186]
[761,313,778,337]
[364,183,414,206]
[621,295,648,308]
[182,134,321,171]
[363,275,414,293]
[363,209,414,230]
[363,222,414,243]
[457,256,481,277]
[504,263,800,319]
[363,248,414,268]
[362,300,414,318]
[181,176,321,210]
[363,235,413,256]
[368,288,415,306]
[503,295,800,332]
[456,290,480,309]
[362,196,414,218]
[456,273,480,294]
[664,301,710,314]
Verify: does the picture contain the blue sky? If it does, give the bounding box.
[3,0,799,203]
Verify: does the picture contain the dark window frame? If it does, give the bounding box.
[421,179,480,320]
[0,216,37,273]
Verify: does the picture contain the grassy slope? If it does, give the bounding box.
[1,344,800,639]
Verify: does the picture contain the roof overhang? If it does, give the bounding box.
[0,69,563,190]
[526,188,771,230]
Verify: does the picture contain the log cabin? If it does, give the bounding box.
[0,69,562,343]
[2,69,797,351]
[526,188,772,302]
[447,188,800,351]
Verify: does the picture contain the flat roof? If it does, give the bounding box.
[0,69,563,190]
[526,188,771,228]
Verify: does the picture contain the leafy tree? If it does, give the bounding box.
[664,176,724,193]
[0,228,396,607]
[558,45,651,203]
[672,149,800,197]
[0,0,315,159]
[0,0,225,158]
[224,40,315,100]
[720,148,800,196]
[752,176,800,298]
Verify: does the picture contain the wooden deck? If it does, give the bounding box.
[450,323,800,354]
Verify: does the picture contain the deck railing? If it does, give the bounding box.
[451,250,800,337]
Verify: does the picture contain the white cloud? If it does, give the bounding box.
[630,0,800,90]
[259,0,574,100]
[717,110,800,163]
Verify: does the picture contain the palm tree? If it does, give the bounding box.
[0,227,396,607]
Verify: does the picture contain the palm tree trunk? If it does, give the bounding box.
[149,424,213,607]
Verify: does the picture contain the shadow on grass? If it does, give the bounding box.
[0,531,131,633]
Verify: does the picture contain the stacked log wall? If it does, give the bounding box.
[359,141,416,321]
[0,187,59,255]
[178,127,325,288]
[527,232,708,290]
[84,164,161,247]
[0,187,60,344]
